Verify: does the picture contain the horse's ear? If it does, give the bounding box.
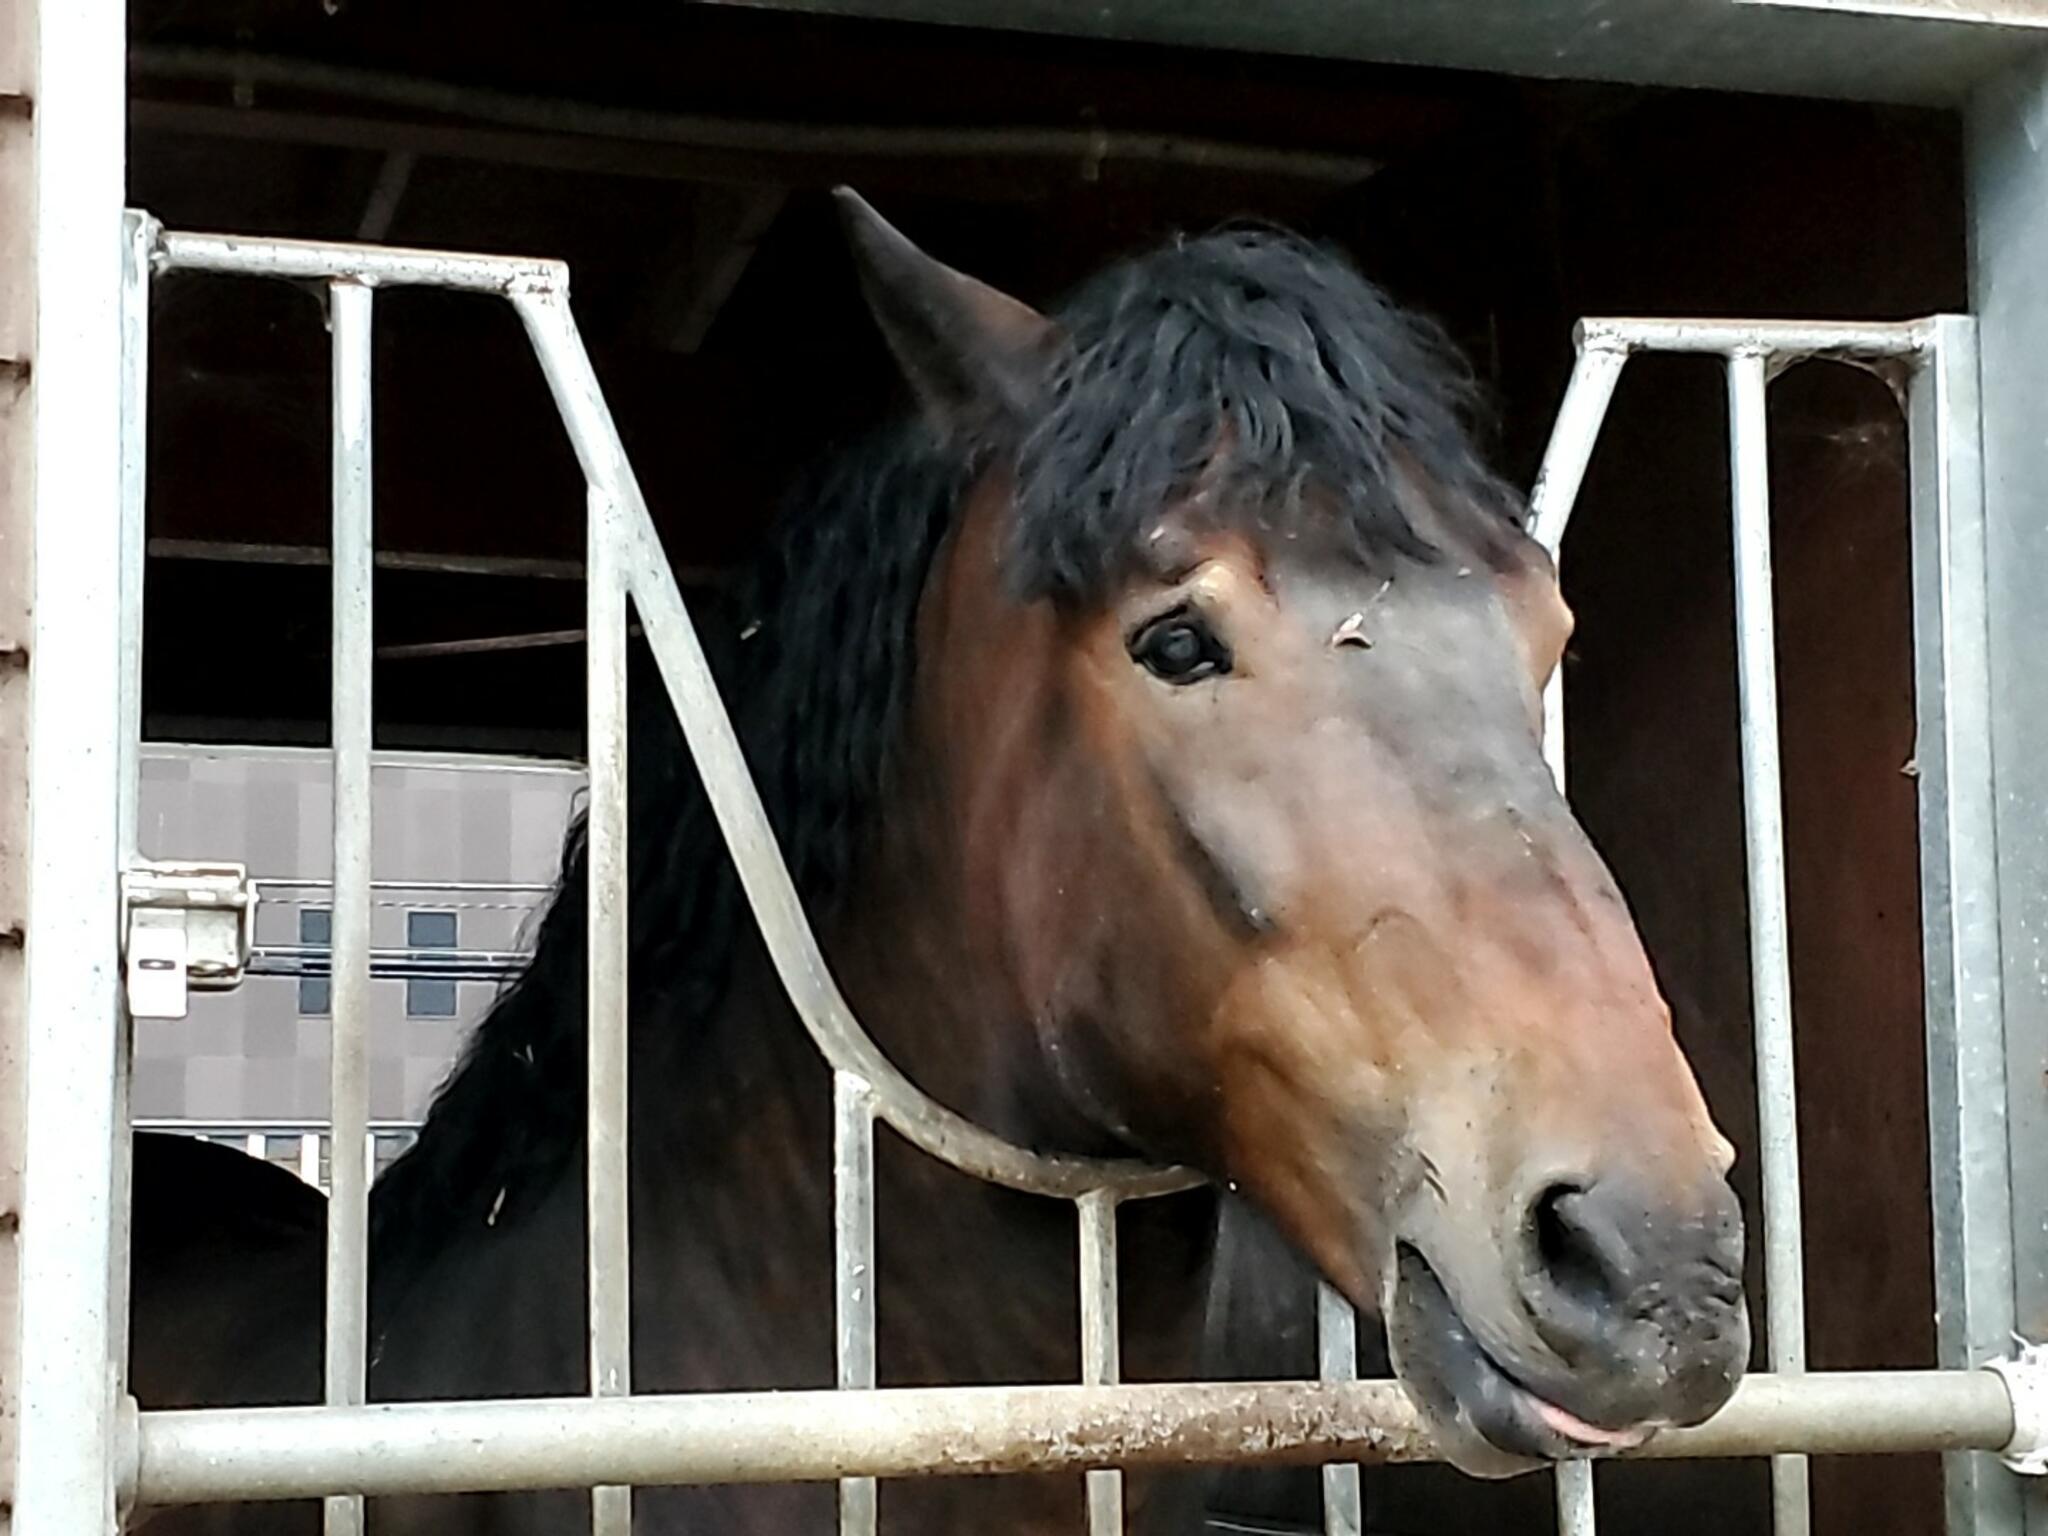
[834,187,1058,437]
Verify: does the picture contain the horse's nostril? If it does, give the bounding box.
[1529,1183,1626,1321]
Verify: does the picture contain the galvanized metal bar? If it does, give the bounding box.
[1527,341,1629,557]
[1725,349,1811,1536]
[125,1368,2024,1506]
[153,226,561,295]
[834,1072,878,1536]
[1906,314,2024,1536]
[1575,316,1935,358]
[13,3,129,1528]
[1531,346,1604,1536]
[585,482,633,1536]
[1527,342,1629,794]
[1077,1190,1125,1536]
[324,276,375,1536]
[117,209,155,870]
[107,204,156,1430]
[1555,1459,1598,1536]
[1966,56,2048,1536]
[1314,1283,1364,1536]
[509,286,1194,1203]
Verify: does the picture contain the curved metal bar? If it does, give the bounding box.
[511,287,1199,1203]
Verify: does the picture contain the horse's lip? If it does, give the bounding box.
[1391,1245,1662,1463]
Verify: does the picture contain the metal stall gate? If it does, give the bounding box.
[13,210,2048,1536]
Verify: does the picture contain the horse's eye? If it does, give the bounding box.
[1130,610,1231,684]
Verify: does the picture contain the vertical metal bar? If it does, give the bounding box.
[1077,1190,1123,1536]
[586,483,633,1536]
[1534,368,1592,1535]
[835,1071,878,1536]
[299,1132,322,1189]
[244,1132,266,1162]
[116,210,153,872]
[1725,350,1810,1536]
[324,277,375,1536]
[1966,59,2048,1536]
[1315,1283,1364,1536]
[1555,1460,1598,1536]
[1907,316,2022,1536]
[14,4,128,1527]
[106,205,154,1429]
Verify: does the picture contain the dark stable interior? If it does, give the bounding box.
[129,4,1962,1532]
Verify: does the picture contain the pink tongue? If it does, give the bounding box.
[1531,1396,1650,1449]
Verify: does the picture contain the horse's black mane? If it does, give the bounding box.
[369,222,1521,1277]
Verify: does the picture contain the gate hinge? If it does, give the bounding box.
[121,860,259,1020]
[1988,1341,2048,1476]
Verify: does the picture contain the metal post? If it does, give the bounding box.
[1531,354,1605,1536]
[1314,1283,1364,1536]
[107,204,155,1432]
[116,211,153,874]
[1905,315,2022,1536]
[1963,54,2048,1536]
[585,484,633,1536]
[1556,1460,1598,1536]
[324,277,375,1536]
[835,1071,879,1536]
[1725,350,1811,1536]
[13,0,128,1529]
[1078,1190,1124,1536]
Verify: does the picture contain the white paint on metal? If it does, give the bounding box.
[1726,349,1813,1536]
[1078,1190,1125,1536]
[13,1,129,1529]
[323,276,375,1536]
[585,483,634,1536]
[834,1072,879,1536]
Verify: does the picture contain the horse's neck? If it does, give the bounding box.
[616,936,1216,1396]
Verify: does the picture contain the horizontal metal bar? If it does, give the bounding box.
[134,1119,419,1134]
[153,227,563,295]
[256,880,557,895]
[1574,316,1935,358]
[127,1371,2017,1506]
[377,627,627,662]
[147,537,590,582]
[249,946,528,982]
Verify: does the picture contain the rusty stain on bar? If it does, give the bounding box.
[126,1370,2019,1507]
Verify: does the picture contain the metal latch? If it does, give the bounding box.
[121,861,258,1019]
[1990,1340,2048,1476]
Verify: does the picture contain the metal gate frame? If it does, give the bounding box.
[13,16,2048,1536]
[10,217,2044,1536]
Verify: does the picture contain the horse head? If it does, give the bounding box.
[834,189,1747,1477]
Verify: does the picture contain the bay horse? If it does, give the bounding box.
[129,189,1748,1534]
